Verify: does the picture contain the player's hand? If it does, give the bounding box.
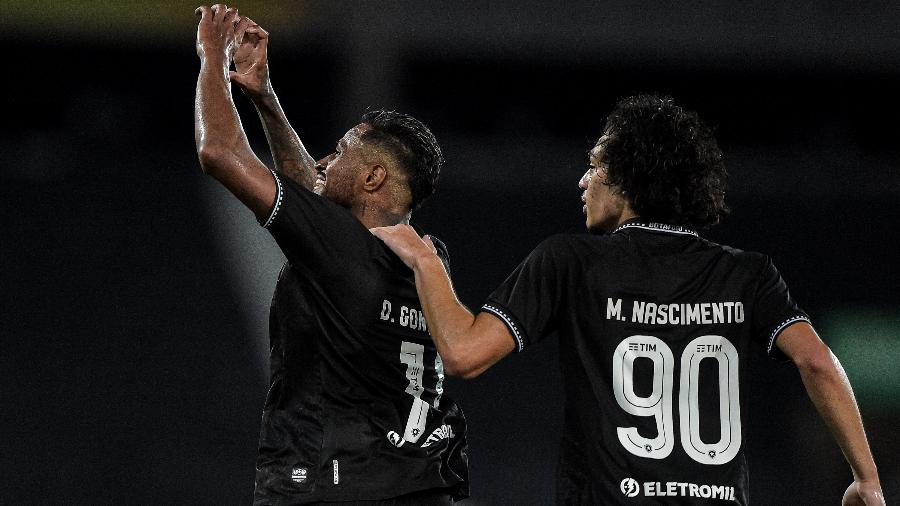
[370,224,438,270]
[195,4,241,64]
[842,479,886,506]
[230,18,273,100]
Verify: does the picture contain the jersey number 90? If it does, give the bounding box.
[612,335,741,465]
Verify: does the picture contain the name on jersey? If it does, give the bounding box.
[606,298,745,325]
[620,477,736,500]
[380,299,428,332]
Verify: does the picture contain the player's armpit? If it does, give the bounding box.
[197,148,277,221]
[774,321,829,368]
[446,312,516,379]
[405,251,517,379]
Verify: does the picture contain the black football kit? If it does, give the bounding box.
[482,220,809,505]
[253,170,469,505]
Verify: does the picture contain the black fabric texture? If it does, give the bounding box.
[253,172,469,505]
[483,221,808,505]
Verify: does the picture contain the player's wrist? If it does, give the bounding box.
[412,251,442,274]
[249,86,278,107]
[200,54,231,77]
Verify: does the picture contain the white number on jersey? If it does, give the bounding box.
[393,341,444,446]
[612,335,676,459]
[612,335,741,465]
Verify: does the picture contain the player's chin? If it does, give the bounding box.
[585,217,607,235]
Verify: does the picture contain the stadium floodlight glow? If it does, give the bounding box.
[824,308,900,410]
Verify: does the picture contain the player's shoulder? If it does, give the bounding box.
[273,168,371,230]
[534,231,635,252]
[698,236,771,271]
[522,233,617,267]
[706,236,765,257]
[532,233,594,255]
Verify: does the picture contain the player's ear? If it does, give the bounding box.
[363,164,387,192]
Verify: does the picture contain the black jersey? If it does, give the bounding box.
[253,170,468,505]
[481,220,809,505]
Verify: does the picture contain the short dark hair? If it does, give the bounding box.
[599,94,728,228]
[359,109,444,210]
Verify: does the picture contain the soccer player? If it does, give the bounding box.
[194,5,468,505]
[372,95,885,505]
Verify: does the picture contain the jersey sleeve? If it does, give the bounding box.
[260,169,381,273]
[480,237,566,353]
[752,255,811,359]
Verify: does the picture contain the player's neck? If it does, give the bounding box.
[616,209,639,227]
[611,202,639,229]
[354,203,411,229]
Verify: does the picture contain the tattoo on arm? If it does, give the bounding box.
[254,95,318,190]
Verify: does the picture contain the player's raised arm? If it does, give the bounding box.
[371,225,516,378]
[229,19,318,190]
[776,322,885,506]
[194,4,276,221]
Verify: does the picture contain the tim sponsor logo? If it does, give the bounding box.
[620,478,736,501]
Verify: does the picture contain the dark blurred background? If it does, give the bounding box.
[2,1,898,504]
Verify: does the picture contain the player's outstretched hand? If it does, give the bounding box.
[230,17,272,100]
[195,4,241,62]
[370,224,438,270]
[843,479,886,506]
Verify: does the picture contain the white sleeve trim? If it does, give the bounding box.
[482,304,525,352]
[767,315,811,354]
[262,169,283,229]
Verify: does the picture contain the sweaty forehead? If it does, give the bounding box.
[590,134,612,161]
[341,123,371,144]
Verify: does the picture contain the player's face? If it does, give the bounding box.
[579,137,629,233]
[315,123,372,207]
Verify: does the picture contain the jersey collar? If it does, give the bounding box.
[612,218,699,237]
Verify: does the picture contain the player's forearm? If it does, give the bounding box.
[797,351,880,482]
[251,93,318,190]
[195,57,257,177]
[195,57,275,219]
[412,255,480,377]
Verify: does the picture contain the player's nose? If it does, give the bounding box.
[578,170,590,189]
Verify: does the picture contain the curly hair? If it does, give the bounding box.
[359,109,444,210]
[599,94,728,228]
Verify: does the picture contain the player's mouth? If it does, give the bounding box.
[313,170,327,195]
[581,194,587,214]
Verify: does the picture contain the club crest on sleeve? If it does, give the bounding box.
[291,467,308,484]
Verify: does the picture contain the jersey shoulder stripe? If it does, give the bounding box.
[481,304,525,352]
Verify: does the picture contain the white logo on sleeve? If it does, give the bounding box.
[291,467,307,484]
[620,478,640,497]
